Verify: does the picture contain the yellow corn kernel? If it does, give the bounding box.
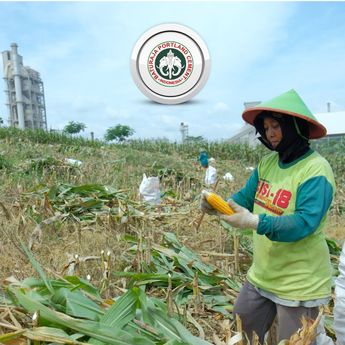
[203,190,235,215]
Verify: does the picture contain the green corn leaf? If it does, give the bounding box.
[23,327,89,344]
[88,288,140,345]
[51,288,103,320]
[129,337,156,345]
[146,308,181,342]
[202,294,233,306]
[162,232,182,248]
[224,278,242,291]
[147,307,213,345]
[210,305,232,316]
[135,286,156,326]
[112,271,187,287]
[19,240,54,294]
[168,316,213,345]
[20,276,101,300]
[64,276,102,299]
[124,320,162,343]
[179,246,216,274]
[10,287,140,345]
[98,287,139,326]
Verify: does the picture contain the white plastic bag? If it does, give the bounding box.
[334,243,345,345]
[223,172,234,181]
[139,174,161,205]
[205,165,217,186]
[64,158,83,167]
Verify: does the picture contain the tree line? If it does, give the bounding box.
[63,121,134,142]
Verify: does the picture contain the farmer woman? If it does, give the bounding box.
[201,89,335,343]
[199,151,217,186]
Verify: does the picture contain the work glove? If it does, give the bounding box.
[220,199,259,230]
[200,191,218,215]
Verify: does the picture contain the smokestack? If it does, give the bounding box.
[11,43,25,128]
[327,102,331,113]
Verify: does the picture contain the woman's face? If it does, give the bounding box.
[263,117,283,149]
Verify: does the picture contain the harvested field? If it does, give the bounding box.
[0,128,343,344]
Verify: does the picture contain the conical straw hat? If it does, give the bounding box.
[242,89,326,139]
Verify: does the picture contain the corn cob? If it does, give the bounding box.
[203,190,235,215]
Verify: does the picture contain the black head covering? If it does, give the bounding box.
[253,111,310,163]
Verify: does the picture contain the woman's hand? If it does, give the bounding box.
[220,199,259,230]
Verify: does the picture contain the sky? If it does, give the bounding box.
[1,1,345,142]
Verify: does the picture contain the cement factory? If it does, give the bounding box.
[2,43,47,130]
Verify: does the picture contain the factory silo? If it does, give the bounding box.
[2,43,47,130]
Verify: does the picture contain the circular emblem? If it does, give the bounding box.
[131,23,211,105]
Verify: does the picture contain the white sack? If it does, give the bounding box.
[139,173,160,205]
[223,172,234,182]
[64,158,83,167]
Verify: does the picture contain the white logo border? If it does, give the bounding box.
[131,23,211,105]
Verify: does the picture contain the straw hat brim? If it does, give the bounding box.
[242,107,327,139]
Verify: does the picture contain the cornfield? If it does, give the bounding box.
[0,128,343,344]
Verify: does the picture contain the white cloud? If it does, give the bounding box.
[209,102,230,114]
[155,114,178,126]
[1,2,345,141]
[104,107,131,120]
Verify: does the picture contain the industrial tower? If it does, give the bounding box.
[2,43,47,130]
[180,122,188,142]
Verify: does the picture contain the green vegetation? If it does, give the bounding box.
[0,126,101,146]
[63,121,87,135]
[105,124,135,142]
[0,127,343,343]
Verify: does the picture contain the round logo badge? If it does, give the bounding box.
[131,23,211,105]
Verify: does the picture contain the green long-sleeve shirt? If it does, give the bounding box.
[231,149,335,300]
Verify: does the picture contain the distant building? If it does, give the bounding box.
[228,101,260,147]
[228,123,260,147]
[2,43,47,130]
[313,110,345,144]
[228,101,345,146]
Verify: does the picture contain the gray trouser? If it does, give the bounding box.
[233,281,319,344]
